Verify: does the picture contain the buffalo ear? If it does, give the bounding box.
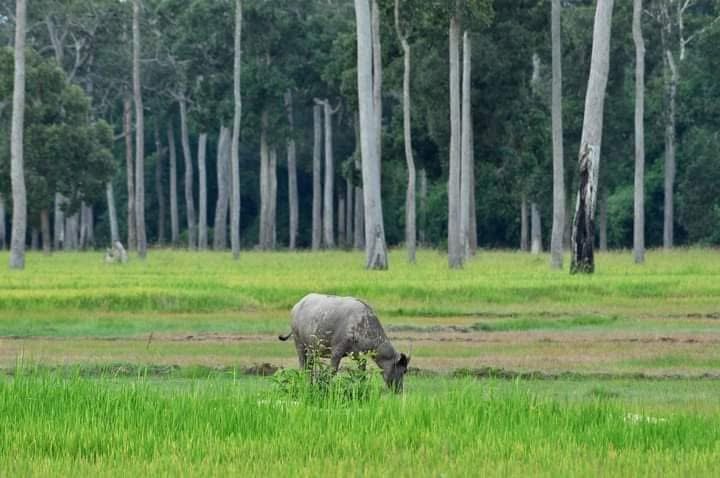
[397,353,409,367]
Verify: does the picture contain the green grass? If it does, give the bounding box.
[1,375,720,477]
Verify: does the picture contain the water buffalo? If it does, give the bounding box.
[279,293,410,392]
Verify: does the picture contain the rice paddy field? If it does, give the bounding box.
[1,248,720,476]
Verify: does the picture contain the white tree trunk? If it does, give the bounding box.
[258,112,276,250]
[213,127,230,250]
[230,0,243,259]
[520,194,529,251]
[106,182,119,244]
[79,201,88,249]
[285,91,299,250]
[154,126,166,246]
[395,0,416,263]
[447,16,462,269]
[40,208,51,255]
[54,193,64,250]
[312,103,323,251]
[531,202,542,254]
[372,0,383,163]
[663,49,677,250]
[570,0,614,274]
[132,0,147,259]
[338,195,345,247]
[124,96,136,251]
[0,194,6,250]
[86,205,94,248]
[9,0,27,269]
[459,31,472,262]
[167,123,180,246]
[30,228,39,251]
[633,0,645,264]
[197,132,208,250]
[355,0,388,269]
[550,0,565,270]
[179,99,197,250]
[322,100,336,248]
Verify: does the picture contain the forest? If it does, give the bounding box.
[1,0,719,270]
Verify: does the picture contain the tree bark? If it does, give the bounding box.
[633,0,645,264]
[40,208,51,255]
[87,205,94,247]
[531,202,542,254]
[321,100,336,248]
[285,91,299,250]
[30,228,39,251]
[269,146,278,249]
[106,182,119,244]
[54,193,64,250]
[179,98,196,250]
[213,127,230,250]
[354,185,364,250]
[132,0,147,259]
[154,126,166,246]
[419,168,427,246]
[167,123,180,246]
[79,202,89,249]
[395,0,416,263]
[520,194,529,251]
[338,196,346,247]
[372,0,383,164]
[197,132,208,250]
[459,31,472,262]
[355,0,388,269]
[550,0,565,270]
[447,16,462,269]
[9,0,27,269]
[259,110,272,250]
[570,0,614,275]
[230,0,243,260]
[124,96,136,251]
[312,103,323,251]
[0,194,6,250]
[599,189,608,252]
[663,48,677,250]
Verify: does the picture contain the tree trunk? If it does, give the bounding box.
[447,16,462,269]
[213,127,230,250]
[520,194,529,251]
[312,104,323,251]
[230,0,243,260]
[54,193,64,250]
[395,0,416,263]
[633,0,645,264]
[132,0,147,259]
[354,186,364,250]
[124,96,136,251]
[9,0,27,269]
[179,99,197,250]
[197,133,208,250]
[0,194,6,250]
[87,205,94,247]
[570,0,614,274]
[167,123,180,246]
[599,189,608,252]
[663,49,677,250]
[65,213,79,251]
[322,100,336,248]
[259,110,271,250]
[30,228,39,251]
[355,0,388,269]
[469,128,477,255]
[40,208,51,255]
[106,182,119,244]
[154,126,166,246]
[79,201,87,249]
[550,0,565,270]
[419,168,427,246]
[338,196,345,247]
[270,147,278,249]
[459,30,473,262]
[531,202,542,254]
[372,0,383,164]
[285,91,299,250]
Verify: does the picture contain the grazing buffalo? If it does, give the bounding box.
[279,293,410,392]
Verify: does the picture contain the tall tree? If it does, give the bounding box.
[317,99,339,249]
[106,182,119,244]
[167,123,180,246]
[459,31,473,260]
[9,0,27,269]
[570,0,614,274]
[312,103,323,251]
[132,0,147,259]
[549,0,565,269]
[230,0,242,260]
[447,14,462,268]
[394,0,416,264]
[154,126,166,246]
[633,0,645,264]
[213,127,230,250]
[285,91,299,250]
[531,202,542,254]
[124,96,136,251]
[355,0,388,269]
[197,132,208,250]
[258,110,274,250]
[179,98,196,250]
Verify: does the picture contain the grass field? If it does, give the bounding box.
[1,248,719,475]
